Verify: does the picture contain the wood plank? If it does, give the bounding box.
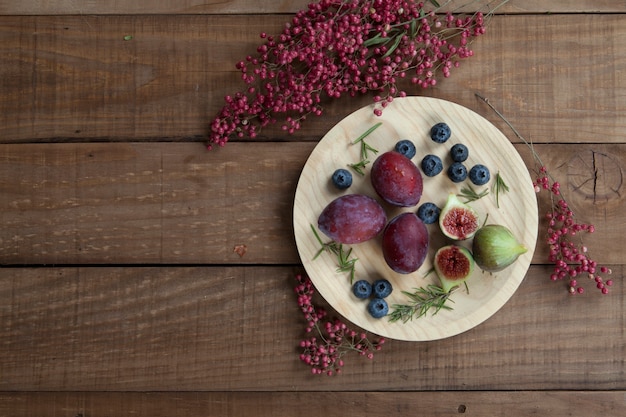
[1,14,625,144]
[1,142,624,265]
[0,391,624,417]
[0,0,624,15]
[0,265,623,391]
[0,142,303,264]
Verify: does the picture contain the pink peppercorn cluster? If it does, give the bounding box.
[534,167,613,295]
[295,273,385,375]
[208,0,492,149]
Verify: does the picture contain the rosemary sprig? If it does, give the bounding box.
[349,122,381,175]
[348,159,370,176]
[389,285,455,323]
[492,171,509,208]
[311,224,358,283]
[457,184,489,203]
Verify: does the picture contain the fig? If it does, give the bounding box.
[381,212,429,274]
[434,245,475,293]
[318,194,386,244]
[472,224,528,272]
[439,193,480,240]
[371,151,423,207]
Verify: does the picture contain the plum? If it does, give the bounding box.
[371,151,423,207]
[381,212,429,274]
[318,194,386,244]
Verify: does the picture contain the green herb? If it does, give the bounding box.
[311,224,358,283]
[348,122,381,175]
[492,171,510,208]
[457,184,489,203]
[348,159,370,176]
[383,32,405,58]
[389,285,455,323]
[123,35,133,41]
[362,33,389,47]
[352,122,381,160]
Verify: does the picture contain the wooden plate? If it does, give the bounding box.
[293,97,538,341]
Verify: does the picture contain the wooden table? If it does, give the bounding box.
[1,1,624,415]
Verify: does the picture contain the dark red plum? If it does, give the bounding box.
[381,212,429,274]
[371,151,423,207]
[318,194,386,244]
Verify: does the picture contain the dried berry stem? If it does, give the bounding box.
[475,93,612,295]
[295,274,385,375]
[208,0,511,149]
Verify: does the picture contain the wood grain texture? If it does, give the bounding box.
[0,391,624,417]
[0,2,624,412]
[0,142,303,264]
[0,265,623,391]
[1,0,624,15]
[1,142,623,265]
[1,14,625,144]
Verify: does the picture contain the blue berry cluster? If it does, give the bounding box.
[352,279,393,319]
[423,122,491,186]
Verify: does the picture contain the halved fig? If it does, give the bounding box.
[439,193,480,240]
[434,245,475,293]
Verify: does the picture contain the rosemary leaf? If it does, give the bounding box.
[352,122,382,145]
[457,184,489,203]
[492,171,510,208]
[348,160,370,176]
[389,285,455,323]
[310,224,358,284]
[353,123,381,160]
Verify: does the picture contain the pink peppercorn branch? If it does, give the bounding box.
[533,168,613,295]
[476,93,613,295]
[295,273,385,375]
[208,0,510,149]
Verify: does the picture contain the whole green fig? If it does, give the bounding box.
[472,224,527,272]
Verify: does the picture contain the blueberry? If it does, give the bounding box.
[469,164,491,185]
[352,280,372,299]
[372,279,393,298]
[430,122,451,143]
[331,168,352,189]
[421,154,443,177]
[394,139,416,159]
[417,202,441,224]
[450,143,469,162]
[367,298,389,319]
[447,162,468,183]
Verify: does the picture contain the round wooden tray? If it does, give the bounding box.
[293,97,538,341]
